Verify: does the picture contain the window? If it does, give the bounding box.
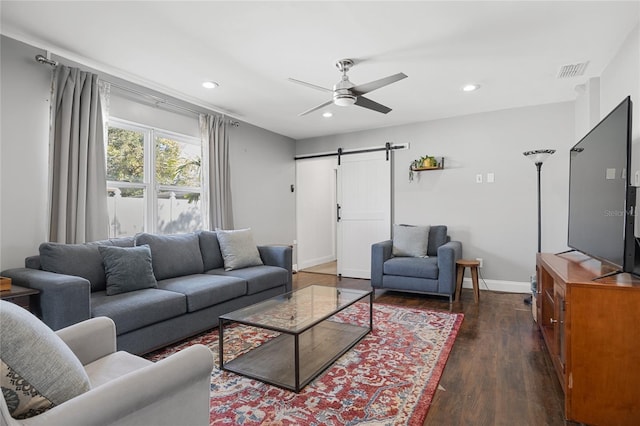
[106,118,202,237]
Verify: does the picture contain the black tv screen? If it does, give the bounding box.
[568,96,634,272]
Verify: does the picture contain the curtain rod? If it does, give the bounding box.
[35,54,240,127]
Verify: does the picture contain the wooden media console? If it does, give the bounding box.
[536,252,640,425]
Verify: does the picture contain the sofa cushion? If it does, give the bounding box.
[427,225,448,257]
[0,301,91,419]
[39,242,107,292]
[157,274,247,312]
[382,275,439,293]
[207,265,287,295]
[383,256,439,280]
[216,228,263,271]
[108,236,135,247]
[99,245,157,296]
[198,231,224,270]
[392,224,430,257]
[91,288,186,334]
[134,233,204,280]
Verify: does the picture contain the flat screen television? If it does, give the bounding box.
[568,96,636,275]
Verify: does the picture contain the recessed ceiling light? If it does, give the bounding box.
[202,81,219,89]
[322,111,333,118]
[462,84,481,92]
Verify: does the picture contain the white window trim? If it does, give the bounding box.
[107,117,203,235]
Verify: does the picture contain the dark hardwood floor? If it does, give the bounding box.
[293,271,566,426]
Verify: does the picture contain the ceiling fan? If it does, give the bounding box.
[289,59,407,116]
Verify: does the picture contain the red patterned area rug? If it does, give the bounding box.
[146,303,463,425]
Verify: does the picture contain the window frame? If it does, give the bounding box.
[106,117,203,236]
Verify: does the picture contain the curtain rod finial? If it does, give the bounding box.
[35,54,58,67]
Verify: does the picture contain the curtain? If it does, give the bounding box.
[200,114,234,230]
[49,65,109,243]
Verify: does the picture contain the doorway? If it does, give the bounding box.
[295,150,391,279]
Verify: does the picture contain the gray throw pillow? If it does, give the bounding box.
[98,244,157,296]
[134,233,204,280]
[216,228,264,271]
[0,300,91,419]
[392,224,430,257]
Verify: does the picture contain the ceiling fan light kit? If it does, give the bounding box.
[333,93,357,107]
[290,58,407,116]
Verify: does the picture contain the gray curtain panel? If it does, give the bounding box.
[200,114,234,230]
[49,65,109,243]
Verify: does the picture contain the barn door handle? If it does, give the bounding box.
[336,204,341,222]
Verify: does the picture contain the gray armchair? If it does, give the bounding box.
[1,307,214,426]
[371,225,462,303]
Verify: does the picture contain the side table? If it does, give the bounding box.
[455,259,480,303]
[1,284,40,312]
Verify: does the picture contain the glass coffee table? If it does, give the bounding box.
[218,285,373,392]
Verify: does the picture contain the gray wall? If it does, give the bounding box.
[228,121,296,246]
[296,102,575,283]
[0,35,296,269]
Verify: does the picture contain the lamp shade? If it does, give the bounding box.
[523,149,556,164]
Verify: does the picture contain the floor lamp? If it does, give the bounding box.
[523,149,556,305]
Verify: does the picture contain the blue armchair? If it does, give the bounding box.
[371,225,462,303]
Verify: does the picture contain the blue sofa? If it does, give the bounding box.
[371,225,462,303]
[1,231,292,355]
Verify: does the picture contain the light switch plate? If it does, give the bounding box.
[476,174,483,183]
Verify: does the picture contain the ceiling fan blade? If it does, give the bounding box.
[288,78,333,93]
[351,73,408,96]
[354,96,392,114]
[299,99,334,116]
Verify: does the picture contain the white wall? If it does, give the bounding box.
[575,23,640,235]
[600,23,640,172]
[295,157,337,270]
[296,102,575,284]
[0,36,51,270]
[0,35,296,269]
[109,89,200,138]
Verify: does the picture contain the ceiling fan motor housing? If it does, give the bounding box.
[333,76,356,106]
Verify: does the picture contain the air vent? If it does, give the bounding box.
[557,61,589,79]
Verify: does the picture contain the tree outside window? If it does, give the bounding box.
[106,119,202,237]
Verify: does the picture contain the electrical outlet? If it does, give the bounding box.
[476,257,483,268]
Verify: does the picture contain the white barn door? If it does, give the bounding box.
[337,151,391,278]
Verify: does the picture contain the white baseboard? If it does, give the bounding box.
[462,278,530,294]
[297,255,336,271]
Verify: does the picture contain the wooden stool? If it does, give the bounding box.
[456,259,480,303]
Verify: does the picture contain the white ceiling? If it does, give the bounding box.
[2,1,639,140]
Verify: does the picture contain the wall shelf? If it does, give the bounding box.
[410,157,445,171]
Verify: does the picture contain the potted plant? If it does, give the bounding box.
[409,155,439,181]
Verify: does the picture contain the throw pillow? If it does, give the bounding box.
[0,300,91,419]
[98,245,157,296]
[216,228,264,271]
[134,233,204,280]
[392,224,430,257]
